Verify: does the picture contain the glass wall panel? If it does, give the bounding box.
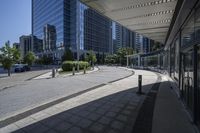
[197,46,200,124]
[195,7,200,43]
[170,43,175,77]
[174,37,180,81]
[181,15,195,46]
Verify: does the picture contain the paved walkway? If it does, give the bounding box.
[152,75,197,133]
[0,69,158,133]
[0,68,197,133]
[0,66,131,120]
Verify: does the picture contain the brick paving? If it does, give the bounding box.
[0,69,158,133]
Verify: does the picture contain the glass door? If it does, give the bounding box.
[181,49,194,112]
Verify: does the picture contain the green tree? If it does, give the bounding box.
[116,47,136,66]
[42,55,53,65]
[85,50,97,67]
[0,41,20,76]
[24,52,35,66]
[105,54,118,64]
[62,48,74,61]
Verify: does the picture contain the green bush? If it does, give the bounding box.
[62,61,89,71]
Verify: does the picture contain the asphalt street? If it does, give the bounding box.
[0,66,132,119]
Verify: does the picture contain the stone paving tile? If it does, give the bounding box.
[22,122,49,133]
[56,112,72,120]
[68,126,81,133]
[53,121,72,132]
[0,124,19,133]
[121,110,132,116]
[95,108,107,115]
[77,118,92,128]
[116,114,128,122]
[15,117,36,128]
[105,111,117,118]
[106,129,119,133]
[67,115,82,124]
[45,129,58,133]
[77,110,90,117]
[98,116,113,125]
[111,120,125,131]
[30,112,50,121]
[87,113,101,121]
[40,116,62,127]
[90,122,105,132]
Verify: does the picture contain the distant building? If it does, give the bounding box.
[13,43,20,50]
[112,22,135,53]
[84,8,111,62]
[43,24,57,59]
[142,37,150,53]
[135,33,143,53]
[32,0,112,62]
[19,35,33,59]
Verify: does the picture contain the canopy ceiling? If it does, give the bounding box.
[80,0,178,44]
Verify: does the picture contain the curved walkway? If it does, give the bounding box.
[0,66,132,120]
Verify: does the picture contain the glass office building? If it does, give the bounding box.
[32,0,112,62]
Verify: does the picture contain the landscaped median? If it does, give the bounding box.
[61,61,89,72]
[32,61,98,80]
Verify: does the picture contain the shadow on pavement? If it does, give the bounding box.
[11,82,159,133]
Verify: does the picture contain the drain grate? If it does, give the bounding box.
[132,76,161,133]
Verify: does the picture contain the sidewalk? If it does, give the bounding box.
[152,75,197,133]
[0,69,158,133]
[0,69,197,133]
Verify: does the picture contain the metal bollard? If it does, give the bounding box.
[84,66,86,74]
[137,75,142,94]
[72,66,75,75]
[52,68,55,78]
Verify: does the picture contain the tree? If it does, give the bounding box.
[105,54,118,64]
[116,47,136,66]
[62,48,73,61]
[0,41,20,76]
[42,55,53,65]
[85,50,97,67]
[24,52,35,66]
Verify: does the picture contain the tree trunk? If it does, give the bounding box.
[8,69,11,76]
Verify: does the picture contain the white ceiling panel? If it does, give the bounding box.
[81,0,178,43]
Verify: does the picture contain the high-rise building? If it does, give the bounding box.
[13,43,20,50]
[19,35,33,59]
[112,22,135,53]
[32,0,112,62]
[43,24,57,52]
[135,33,143,53]
[84,8,111,53]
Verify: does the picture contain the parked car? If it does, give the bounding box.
[23,65,31,71]
[15,64,25,72]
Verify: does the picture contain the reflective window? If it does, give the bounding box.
[181,15,195,46]
[195,7,200,43]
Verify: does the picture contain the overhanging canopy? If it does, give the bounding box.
[80,0,178,44]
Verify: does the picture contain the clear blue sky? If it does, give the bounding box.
[0,0,31,47]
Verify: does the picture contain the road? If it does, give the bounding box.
[0,66,132,119]
[0,69,52,91]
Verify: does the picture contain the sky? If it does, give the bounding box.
[0,0,31,47]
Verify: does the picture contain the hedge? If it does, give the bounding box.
[62,61,89,71]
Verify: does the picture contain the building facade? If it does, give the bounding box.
[112,22,136,53]
[32,0,112,62]
[19,35,33,59]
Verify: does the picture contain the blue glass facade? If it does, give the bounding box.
[32,0,112,61]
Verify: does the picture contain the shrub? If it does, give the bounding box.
[62,61,89,71]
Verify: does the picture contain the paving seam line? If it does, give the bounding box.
[0,69,134,128]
